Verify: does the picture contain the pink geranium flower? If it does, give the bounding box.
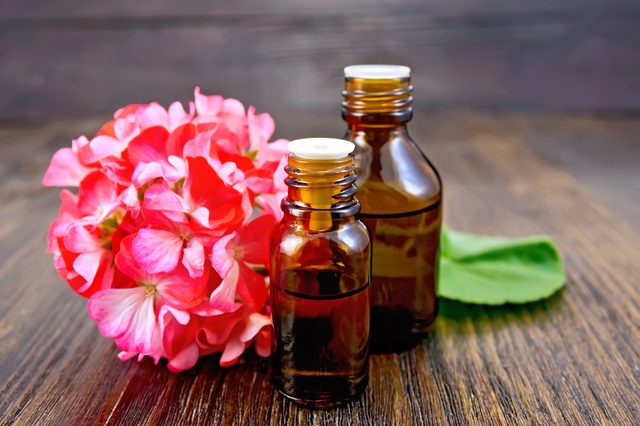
[88,235,208,361]
[43,87,288,371]
[210,215,274,311]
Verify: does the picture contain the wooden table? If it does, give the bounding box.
[1,112,638,425]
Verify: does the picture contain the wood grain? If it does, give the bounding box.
[2,0,640,119]
[0,111,638,425]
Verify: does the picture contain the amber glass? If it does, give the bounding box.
[342,67,442,352]
[270,150,371,408]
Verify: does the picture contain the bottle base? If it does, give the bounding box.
[273,370,368,408]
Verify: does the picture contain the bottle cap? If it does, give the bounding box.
[288,138,355,160]
[344,64,411,79]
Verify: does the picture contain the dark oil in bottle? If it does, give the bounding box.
[342,65,443,352]
[360,201,441,353]
[271,267,369,407]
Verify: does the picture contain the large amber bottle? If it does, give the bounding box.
[270,138,371,407]
[342,65,442,352]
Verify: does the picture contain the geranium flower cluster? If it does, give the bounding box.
[43,88,288,371]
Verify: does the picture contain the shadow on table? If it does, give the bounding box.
[438,289,565,324]
[370,290,565,353]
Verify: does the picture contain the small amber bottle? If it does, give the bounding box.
[270,138,371,407]
[342,65,443,352]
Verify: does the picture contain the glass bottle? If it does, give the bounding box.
[270,138,371,407]
[342,65,443,352]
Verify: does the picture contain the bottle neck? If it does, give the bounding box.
[346,124,410,147]
[283,155,359,230]
[342,75,413,126]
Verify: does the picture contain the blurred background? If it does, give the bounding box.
[2,0,640,121]
[1,0,639,230]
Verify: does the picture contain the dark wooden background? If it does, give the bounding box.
[1,1,640,425]
[2,0,640,120]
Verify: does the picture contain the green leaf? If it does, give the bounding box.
[438,227,566,305]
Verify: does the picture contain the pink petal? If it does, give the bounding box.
[99,260,115,290]
[131,159,185,188]
[248,107,275,166]
[144,183,186,211]
[254,194,284,222]
[88,287,146,338]
[184,157,243,218]
[118,351,138,361]
[77,172,119,221]
[240,191,253,224]
[220,329,246,367]
[166,123,197,157]
[182,131,215,159]
[236,215,275,266]
[113,117,139,142]
[209,261,240,312]
[115,235,147,282]
[131,162,163,187]
[156,265,208,310]
[161,310,199,361]
[167,156,186,177]
[114,294,160,355]
[189,207,210,227]
[72,136,94,165]
[160,305,190,325]
[100,157,134,186]
[126,126,169,165]
[142,183,189,225]
[252,111,275,142]
[211,233,236,276]
[197,312,242,346]
[235,264,268,308]
[168,102,192,131]
[89,135,127,161]
[58,189,81,218]
[167,342,200,372]
[182,239,205,278]
[119,184,140,216]
[73,251,103,292]
[218,162,243,187]
[222,98,245,116]
[244,176,274,194]
[266,139,289,163]
[137,103,169,129]
[254,329,272,358]
[115,104,146,119]
[47,191,81,251]
[131,228,183,275]
[190,298,241,317]
[194,87,223,116]
[42,147,93,187]
[239,312,271,342]
[63,223,101,253]
[273,154,288,192]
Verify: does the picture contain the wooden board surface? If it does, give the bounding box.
[2,0,640,120]
[0,111,638,425]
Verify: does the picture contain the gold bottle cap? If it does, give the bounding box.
[288,138,355,160]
